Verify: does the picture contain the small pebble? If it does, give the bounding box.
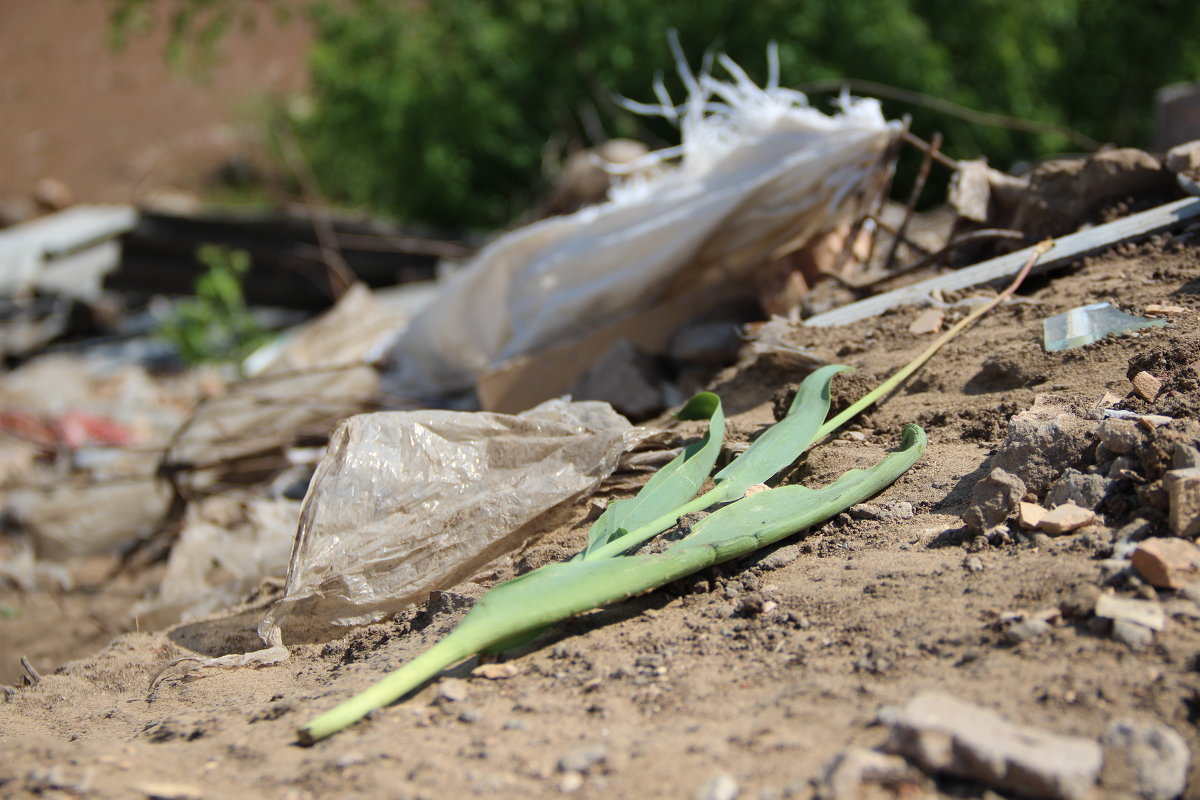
[1111,618,1155,651]
[695,772,739,800]
[558,744,607,774]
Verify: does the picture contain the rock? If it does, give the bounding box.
[1166,138,1200,175]
[1045,469,1113,511]
[1005,149,1175,240]
[1145,304,1189,315]
[436,679,469,704]
[694,773,739,800]
[992,400,1099,496]
[963,555,985,573]
[1037,503,1096,535]
[558,744,607,774]
[134,783,203,800]
[1098,419,1145,455]
[569,339,665,420]
[964,468,1027,533]
[1102,719,1189,800]
[1109,455,1142,480]
[1132,537,1200,588]
[849,503,886,521]
[1173,443,1200,470]
[1019,501,1049,529]
[1094,594,1166,631]
[472,662,520,680]
[850,501,914,522]
[559,772,584,793]
[1131,371,1163,402]
[1005,618,1051,644]
[1111,619,1156,651]
[880,691,1103,800]
[1163,466,1200,537]
[815,747,922,800]
[908,308,945,335]
[757,543,803,571]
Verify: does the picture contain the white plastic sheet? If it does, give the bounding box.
[384,53,898,400]
[261,399,650,641]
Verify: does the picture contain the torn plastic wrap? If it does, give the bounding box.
[383,52,899,401]
[260,399,652,642]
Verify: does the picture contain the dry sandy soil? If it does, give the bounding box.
[4,225,1200,798]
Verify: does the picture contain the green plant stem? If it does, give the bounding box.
[815,239,1053,441]
[299,634,476,744]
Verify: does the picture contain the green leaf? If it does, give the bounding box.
[580,392,724,559]
[711,363,851,496]
[297,423,925,744]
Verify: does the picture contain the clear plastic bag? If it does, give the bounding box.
[261,399,651,642]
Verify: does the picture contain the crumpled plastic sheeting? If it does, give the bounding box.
[136,492,302,623]
[260,399,650,642]
[384,54,898,400]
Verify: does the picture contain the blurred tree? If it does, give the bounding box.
[109,0,1200,227]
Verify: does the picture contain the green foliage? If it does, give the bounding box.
[108,0,1200,227]
[159,245,273,366]
[295,0,1200,227]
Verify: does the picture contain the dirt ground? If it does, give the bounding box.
[3,224,1200,798]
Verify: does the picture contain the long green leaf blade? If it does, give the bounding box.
[580,392,724,559]
[711,363,851,496]
[297,424,925,743]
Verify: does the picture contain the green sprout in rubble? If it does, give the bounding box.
[159,244,273,367]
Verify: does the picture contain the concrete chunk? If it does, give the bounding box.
[1132,537,1200,589]
[881,692,1103,800]
[1102,719,1189,800]
[1164,466,1200,537]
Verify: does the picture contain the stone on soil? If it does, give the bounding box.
[1132,537,1200,589]
[992,400,1098,496]
[1094,594,1166,631]
[1164,466,1200,537]
[1099,419,1142,455]
[1019,501,1049,529]
[1045,468,1112,510]
[1102,719,1190,800]
[963,467,1026,533]
[1037,503,1096,535]
[908,308,944,335]
[815,747,922,800]
[558,744,607,774]
[880,691,1103,800]
[694,773,738,800]
[1130,371,1163,402]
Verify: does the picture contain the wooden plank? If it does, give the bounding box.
[804,197,1200,328]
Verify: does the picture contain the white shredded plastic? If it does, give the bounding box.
[384,46,898,400]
